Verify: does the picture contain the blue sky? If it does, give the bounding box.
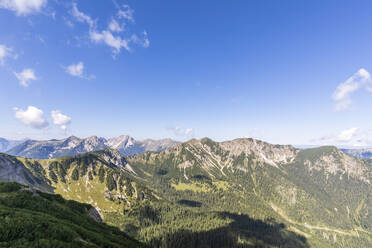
[1,0,372,147]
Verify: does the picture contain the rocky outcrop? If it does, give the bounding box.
[300,147,371,184]
[0,153,53,192]
[88,207,102,223]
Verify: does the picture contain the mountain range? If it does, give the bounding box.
[0,137,26,153]
[1,135,180,159]
[341,148,372,159]
[0,137,371,247]
[3,135,372,161]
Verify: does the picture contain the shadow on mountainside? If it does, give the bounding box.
[148,212,310,248]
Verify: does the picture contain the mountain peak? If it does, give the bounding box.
[297,146,371,184]
[106,135,135,149]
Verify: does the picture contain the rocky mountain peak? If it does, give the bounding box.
[182,137,298,169]
[298,146,371,184]
[97,149,136,174]
[106,135,135,149]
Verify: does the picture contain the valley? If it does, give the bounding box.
[0,137,371,247]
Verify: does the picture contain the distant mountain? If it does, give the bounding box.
[5,136,107,159]
[0,137,26,152]
[108,136,181,156]
[1,137,371,247]
[342,148,372,159]
[6,135,180,159]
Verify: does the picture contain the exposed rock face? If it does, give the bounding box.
[76,136,108,153]
[99,149,129,169]
[88,207,102,223]
[300,147,371,184]
[107,136,180,156]
[1,137,372,247]
[0,153,53,192]
[130,138,300,180]
[219,138,298,167]
[106,135,135,150]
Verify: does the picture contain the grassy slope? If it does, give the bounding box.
[3,142,371,248]
[124,142,372,248]
[0,182,147,248]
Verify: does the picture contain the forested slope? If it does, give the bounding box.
[0,137,371,247]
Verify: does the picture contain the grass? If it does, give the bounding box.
[0,182,147,248]
[171,182,210,192]
[212,181,229,191]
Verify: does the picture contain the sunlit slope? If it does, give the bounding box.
[126,138,372,247]
[0,137,371,247]
[0,182,147,247]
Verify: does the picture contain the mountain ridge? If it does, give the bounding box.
[4,135,180,159]
[0,137,371,247]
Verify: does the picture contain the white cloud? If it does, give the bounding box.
[64,61,94,79]
[0,44,14,65]
[64,19,74,28]
[108,19,123,32]
[143,31,150,48]
[184,128,193,136]
[13,106,48,129]
[0,0,47,16]
[168,126,194,139]
[70,3,149,56]
[332,68,372,111]
[65,62,84,77]
[117,4,134,22]
[14,68,37,87]
[337,127,358,142]
[131,31,150,48]
[90,30,130,53]
[71,2,95,28]
[51,110,71,130]
[311,127,372,147]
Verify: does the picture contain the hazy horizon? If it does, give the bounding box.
[2,134,372,149]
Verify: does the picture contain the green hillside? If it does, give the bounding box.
[0,138,371,247]
[0,182,147,248]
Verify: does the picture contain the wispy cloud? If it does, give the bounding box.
[337,127,358,142]
[63,61,95,79]
[0,44,16,65]
[70,2,95,27]
[117,5,134,22]
[0,0,47,16]
[311,127,372,147]
[130,31,150,48]
[51,110,71,131]
[115,2,134,22]
[70,2,149,56]
[14,68,37,87]
[108,19,123,33]
[65,62,83,77]
[332,68,372,111]
[13,106,48,129]
[168,126,195,139]
[90,30,130,54]
[143,31,150,48]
